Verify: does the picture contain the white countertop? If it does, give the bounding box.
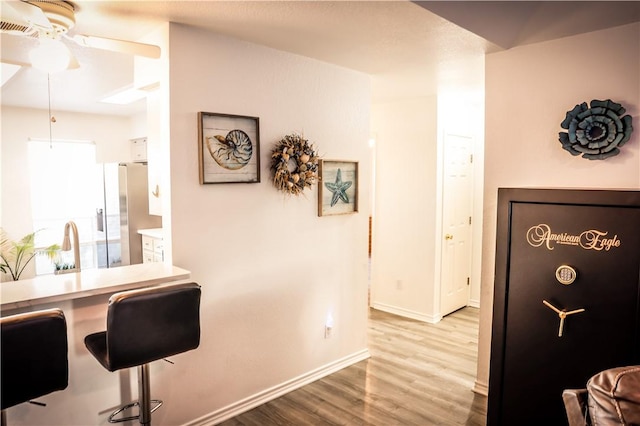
[137,228,163,239]
[1,263,190,311]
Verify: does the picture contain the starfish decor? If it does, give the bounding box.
[325,168,352,207]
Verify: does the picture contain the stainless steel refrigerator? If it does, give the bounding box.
[96,162,161,268]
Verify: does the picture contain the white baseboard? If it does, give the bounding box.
[473,379,489,396]
[468,298,480,308]
[370,302,441,324]
[183,348,371,426]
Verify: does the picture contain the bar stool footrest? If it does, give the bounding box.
[107,399,163,424]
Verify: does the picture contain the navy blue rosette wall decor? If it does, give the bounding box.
[559,99,633,160]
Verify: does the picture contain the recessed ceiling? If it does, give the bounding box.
[1,1,638,116]
[416,1,640,50]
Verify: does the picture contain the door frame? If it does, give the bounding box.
[434,111,484,322]
[439,131,474,317]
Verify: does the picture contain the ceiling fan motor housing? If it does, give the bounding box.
[27,0,76,37]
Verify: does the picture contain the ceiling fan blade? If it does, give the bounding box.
[0,33,35,65]
[67,51,79,69]
[71,34,161,59]
[1,0,52,31]
[0,56,31,67]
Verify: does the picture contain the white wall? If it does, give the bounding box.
[476,22,640,394]
[370,97,440,321]
[167,24,372,424]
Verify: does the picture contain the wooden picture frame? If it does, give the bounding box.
[318,160,358,216]
[198,112,260,184]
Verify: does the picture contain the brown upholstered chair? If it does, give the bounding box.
[563,365,640,426]
[85,282,201,425]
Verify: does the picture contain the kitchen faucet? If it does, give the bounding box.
[61,221,81,272]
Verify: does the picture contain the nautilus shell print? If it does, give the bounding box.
[206,129,253,170]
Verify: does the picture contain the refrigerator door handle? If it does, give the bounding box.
[96,208,104,232]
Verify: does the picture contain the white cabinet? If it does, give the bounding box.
[139,229,164,264]
[131,137,148,163]
[152,239,164,262]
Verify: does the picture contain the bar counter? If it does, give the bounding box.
[1,263,191,311]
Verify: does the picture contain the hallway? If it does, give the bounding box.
[220,307,486,425]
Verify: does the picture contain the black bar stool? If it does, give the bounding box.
[1,308,69,426]
[84,282,201,426]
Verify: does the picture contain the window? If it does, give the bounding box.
[28,139,99,274]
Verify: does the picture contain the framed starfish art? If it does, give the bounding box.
[318,160,358,217]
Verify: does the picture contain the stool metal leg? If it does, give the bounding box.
[138,364,151,426]
[107,364,162,425]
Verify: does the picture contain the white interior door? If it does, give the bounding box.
[440,133,473,316]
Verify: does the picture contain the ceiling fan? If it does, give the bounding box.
[0,0,160,72]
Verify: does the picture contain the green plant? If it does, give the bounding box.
[0,229,60,281]
[54,262,75,271]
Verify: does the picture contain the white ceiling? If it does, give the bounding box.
[1,1,638,117]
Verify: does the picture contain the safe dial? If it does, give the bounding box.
[555,265,577,285]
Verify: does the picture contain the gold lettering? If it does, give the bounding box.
[526,224,553,250]
[580,230,608,251]
[603,235,621,251]
[527,224,622,252]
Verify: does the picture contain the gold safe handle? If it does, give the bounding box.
[543,300,586,337]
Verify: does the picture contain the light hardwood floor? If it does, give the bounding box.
[220,307,487,425]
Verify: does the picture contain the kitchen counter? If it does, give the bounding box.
[137,228,163,239]
[1,263,190,311]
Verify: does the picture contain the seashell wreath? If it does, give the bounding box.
[559,99,633,160]
[270,133,320,195]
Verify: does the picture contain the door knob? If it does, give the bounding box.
[445,234,454,240]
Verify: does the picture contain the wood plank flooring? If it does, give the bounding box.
[219,307,487,425]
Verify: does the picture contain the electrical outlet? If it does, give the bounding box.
[325,312,334,339]
[325,325,332,339]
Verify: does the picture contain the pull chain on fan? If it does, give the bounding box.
[47,73,56,149]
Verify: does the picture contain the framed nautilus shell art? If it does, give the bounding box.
[198,112,260,184]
